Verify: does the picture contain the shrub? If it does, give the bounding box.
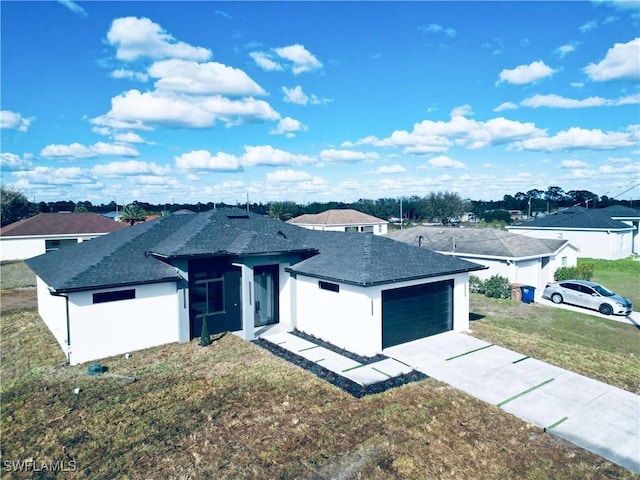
[199,318,211,347]
[554,263,594,281]
[483,274,510,299]
[469,275,485,294]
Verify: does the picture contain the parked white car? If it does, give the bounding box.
[542,280,633,316]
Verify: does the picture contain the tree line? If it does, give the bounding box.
[1,185,635,228]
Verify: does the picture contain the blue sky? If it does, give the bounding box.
[1,1,639,205]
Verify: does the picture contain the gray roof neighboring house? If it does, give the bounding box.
[27,209,484,293]
[509,206,636,231]
[387,226,573,260]
[1,212,127,236]
[288,209,388,226]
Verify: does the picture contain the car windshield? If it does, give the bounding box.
[593,284,614,297]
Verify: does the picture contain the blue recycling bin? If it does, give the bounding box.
[520,285,535,304]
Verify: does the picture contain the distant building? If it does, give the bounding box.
[1,212,127,261]
[288,209,388,235]
[508,206,639,260]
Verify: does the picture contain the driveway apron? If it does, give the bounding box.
[384,331,640,474]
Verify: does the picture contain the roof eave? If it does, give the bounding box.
[46,276,181,295]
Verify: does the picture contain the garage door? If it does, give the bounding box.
[382,279,453,349]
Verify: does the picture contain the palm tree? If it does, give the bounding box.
[120,204,146,226]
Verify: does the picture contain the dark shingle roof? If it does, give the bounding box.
[27,208,484,292]
[509,207,634,231]
[600,205,640,219]
[1,213,127,236]
[387,226,572,258]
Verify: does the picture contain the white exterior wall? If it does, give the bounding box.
[66,282,179,365]
[1,234,104,261]
[295,223,388,235]
[1,237,46,261]
[294,272,470,357]
[509,228,632,260]
[36,277,69,353]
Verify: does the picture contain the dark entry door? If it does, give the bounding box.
[190,264,241,338]
[254,265,279,327]
[382,279,453,349]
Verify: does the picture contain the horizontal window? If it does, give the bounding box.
[93,289,136,304]
[319,281,340,293]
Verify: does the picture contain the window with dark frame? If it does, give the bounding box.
[319,281,340,293]
[93,289,136,304]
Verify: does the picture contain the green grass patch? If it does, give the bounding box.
[469,294,640,393]
[579,257,640,308]
[0,260,36,289]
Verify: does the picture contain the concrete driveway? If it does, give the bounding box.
[384,332,640,473]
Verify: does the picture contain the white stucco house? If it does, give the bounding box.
[508,206,639,260]
[1,212,127,261]
[288,209,389,235]
[387,226,578,290]
[26,209,485,365]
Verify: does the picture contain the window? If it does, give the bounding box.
[93,289,136,304]
[319,281,340,293]
[345,226,358,233]
[561,256,567,267]
[192,273,225,315]
[363,225,374,233]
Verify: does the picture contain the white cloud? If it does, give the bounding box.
[561,159,589,168]
[579,20,598,33]
[40,141,140,159]
[319,149,379,162]
[113,132,145,143]
[496,61,556,85]
[521,93,640,108]
[366,115,544,153]
[494,102,518,112]
[91,89,280,130]
[555,44,577,58]
[266,169,312,182]
[282,85,309,105]
[418,23,457,37]
[273,44,322,74]
[426,155,466,169]
[1,110,32,132]
[584,38,640,81]
[370,164,406,174]
[0,153,33,170]
[106,17,211,62]
[110,68,149,82]
[269,117,308,137]
[58,0,87,17]
[92,160,171,177]
[450,104,473,117]
[249,51,283,71]
[13,166,96,186]
[131,175,179,186]
[517,127,636,151]
[175,150,241,171]
[148,59,266,96]
[241,145,315,167]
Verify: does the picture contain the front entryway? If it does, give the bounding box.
[254,265,279,327]
[189,259,241,338]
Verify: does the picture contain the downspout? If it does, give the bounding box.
[50,291,71,365]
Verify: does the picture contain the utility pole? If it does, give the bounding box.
[400,197,403,230]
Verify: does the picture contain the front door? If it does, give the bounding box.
[189,260,241,338]
[254,265,279,327]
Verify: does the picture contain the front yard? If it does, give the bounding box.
[1,288,638,479]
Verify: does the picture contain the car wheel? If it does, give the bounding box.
[599,304,613,315]
[551,293,563,304]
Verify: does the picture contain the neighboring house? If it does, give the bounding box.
[508,206,638,260]
[387,226,578,290]
[1,213,127,261]
[26,209,484,365]
[288,209,389,235]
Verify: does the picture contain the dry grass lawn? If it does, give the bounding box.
[1,290,637,479]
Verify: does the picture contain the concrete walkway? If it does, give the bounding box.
[385,331,640,473]
[261,331,413,386]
